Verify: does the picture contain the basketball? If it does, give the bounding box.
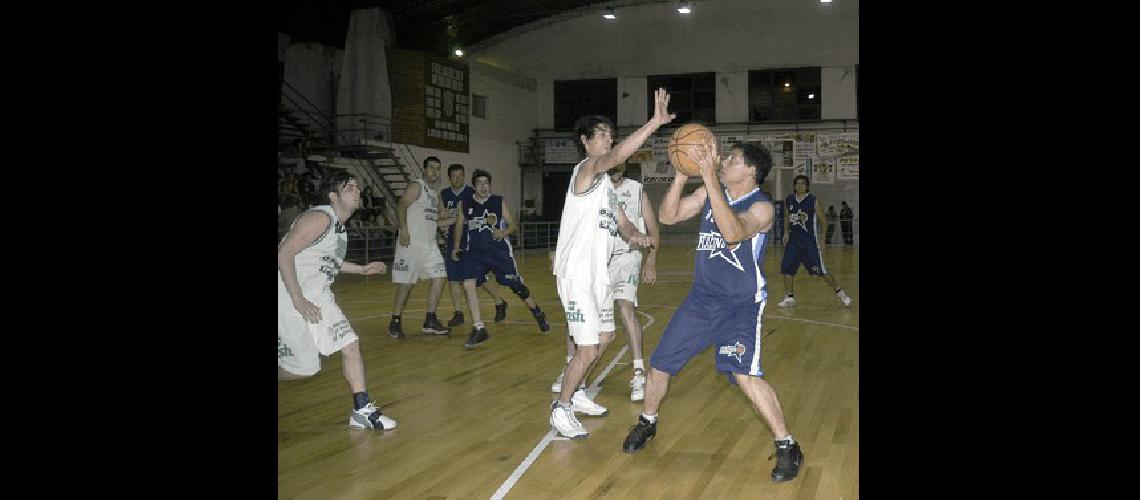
[667,124,717,176]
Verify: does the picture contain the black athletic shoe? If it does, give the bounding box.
[464,326,489,349]
[422,316,451,335]
[388,318,406,339]
[494,301,508,322]
[533,310,550,333]
[770,440,804,482]
[447,312,465,328]
[622,416,657,453]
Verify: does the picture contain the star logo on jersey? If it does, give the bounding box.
[696,231,745,272]
[466,208,498,233]
[790,209,809,232]
[717,341,747,364]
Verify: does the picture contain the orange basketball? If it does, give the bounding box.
[667,123,717,176]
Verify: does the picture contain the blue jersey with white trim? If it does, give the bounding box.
[442,185,474,250]
[693,188,771,303]
[785,192,818,243]
[462,194,509,254]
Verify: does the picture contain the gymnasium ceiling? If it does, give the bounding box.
[278,0,631,58]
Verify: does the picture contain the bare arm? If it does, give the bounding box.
[494,197,516,241]
[574,88,675,194]
[451,200,465,261]
[658,172,708,225]
[814,197,826,246]
[616,209,652,248]
[277,210,330,323]
[396,183,421,247]
[341,261,387,275]
[640,193,660,285]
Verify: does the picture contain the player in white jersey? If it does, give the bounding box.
[548,88,671,439]
[278,171,397,431]
[551,163,659,402]
[389,157,456,339]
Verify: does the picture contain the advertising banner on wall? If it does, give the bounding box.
[837,156,859,180]
[813,158,836,184]
[544,138,581,164]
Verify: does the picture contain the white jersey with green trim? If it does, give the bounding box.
[553,158,619,285]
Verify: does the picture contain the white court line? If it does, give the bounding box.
[490,311,655,500]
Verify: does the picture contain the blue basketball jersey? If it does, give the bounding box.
[442,186,474,250]
[693,188,772,303]
[462,194,509,253]
[784,192,818,242]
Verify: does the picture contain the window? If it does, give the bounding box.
[473,94,487,119]
[748,67,821,122]
[554,79,617,129]
[646,72,715,124]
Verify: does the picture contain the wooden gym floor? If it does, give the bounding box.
[278,244,858,499]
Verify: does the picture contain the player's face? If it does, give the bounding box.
[608,164,625,183]
[718,149,752,185]
[424,161,441,184]
[335,179,362,210]
[448,168,465,189]
[794,178,808,194]
[473,176,492,197]
[582,125,613,157]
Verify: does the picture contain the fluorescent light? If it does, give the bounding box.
[454,48,464,57]
[603,7,616,19]
[784,82,790,88]
[678,1,692,14]
[808,94,815,99]
[821,0,833,3]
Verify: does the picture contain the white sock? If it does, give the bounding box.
[776,434,795,444]
[640,413,657,423]
[474,321,484,329]
[633,359,645,371]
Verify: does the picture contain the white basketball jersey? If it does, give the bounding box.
[405,179,440,245]
[553,159,619,284]
[611,178,646,254]
[277,205,347,297]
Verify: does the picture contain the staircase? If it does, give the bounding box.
[278,79,419,219]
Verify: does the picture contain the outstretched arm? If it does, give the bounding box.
[574,88,675,194]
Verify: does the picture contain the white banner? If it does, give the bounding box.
[544,138,581,164]
[837,155,859,180]
[813,158,836,184]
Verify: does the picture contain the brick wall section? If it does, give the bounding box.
[389,49,426,146]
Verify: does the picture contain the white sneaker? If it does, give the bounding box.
[630,372,646,402]
[551,370,585,393]
[570,389,608,416]
[550,404,588,438]
[777,295,796,308]
[348,402,397,430]
[836,289,852,307]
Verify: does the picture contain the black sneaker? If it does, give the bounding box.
[622,416,656,453]
[533,310,550,333]
[422,315,451,335]
[770,440,804,482]
[447,312,465,328]
[494,301,508,322]
[463,326,489,349]
[388,318,406,339]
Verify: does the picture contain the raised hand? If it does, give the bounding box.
[652,88,676,127]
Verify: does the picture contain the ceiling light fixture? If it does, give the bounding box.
[603,6,616,20]
[677,1,692,14]
[454,48,464,57]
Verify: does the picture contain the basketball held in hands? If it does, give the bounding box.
[667,123,718,176]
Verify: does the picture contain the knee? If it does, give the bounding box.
[511,283,530,300]
[600,330,616,345]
